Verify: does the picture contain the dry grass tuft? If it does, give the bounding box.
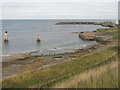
[53,60,118,88]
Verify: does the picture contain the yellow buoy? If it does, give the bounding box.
[36,33,40,42]
[4,31,8,42]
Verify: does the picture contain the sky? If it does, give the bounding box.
[1,0,119,20]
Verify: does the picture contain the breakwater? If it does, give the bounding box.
[56,22,97,25]
[56,22,116,27]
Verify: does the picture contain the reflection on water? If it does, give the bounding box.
[3,41,9,55]
[3,41,9,49]
[36,41,41,50]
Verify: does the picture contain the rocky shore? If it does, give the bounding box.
[2,22,117,79]
[2,41,115,79]
[79,31,112,44]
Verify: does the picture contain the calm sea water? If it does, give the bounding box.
[1,19,111,56]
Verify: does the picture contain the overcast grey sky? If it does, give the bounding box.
[1,0,119,19]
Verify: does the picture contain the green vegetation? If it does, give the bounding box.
[112,33,119,39]
[53,60,118,88]
[3,45,118,88]
[97,28,118,32]
[97,27,119,39]
[100,21,113,24]
[3,26,119,88]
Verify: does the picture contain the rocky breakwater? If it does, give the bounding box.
[79,31,112,44]
[56,22,117,28]
[56,22,96,25]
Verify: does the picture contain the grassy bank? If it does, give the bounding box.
[97,28,118,32]
[97,27,119,39]
[53,58,118,88]
[3,44,118,88]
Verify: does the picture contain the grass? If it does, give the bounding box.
[97,28,118,32]
[112,33,119,39]
[97,27,120,39]
[53,59,118,88]
[2,44,118,88]
[101,21,113,24]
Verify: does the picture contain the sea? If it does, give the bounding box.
[1,19,113,56]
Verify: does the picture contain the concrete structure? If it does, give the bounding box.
[36,33,40,41]
[4,31,8,42]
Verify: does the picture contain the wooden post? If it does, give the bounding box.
[4,31,8,42]
[36,33,40,42]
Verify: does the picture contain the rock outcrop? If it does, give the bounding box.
[79,31,112,44]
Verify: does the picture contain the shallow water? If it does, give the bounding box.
[1,19,111,56]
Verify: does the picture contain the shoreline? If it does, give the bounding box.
[2,40,118,87]
[2,42,97,60]
[2,26,118,88]
[3,40,115,79]
[2,22,117,79]
[2,21,116,58]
